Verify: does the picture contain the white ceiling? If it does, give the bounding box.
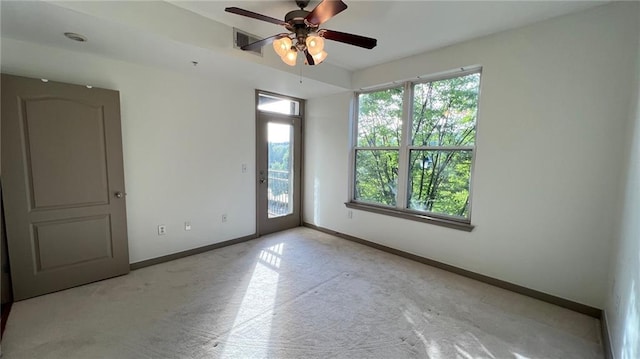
[170,0,608,70]
[1,0,608,98]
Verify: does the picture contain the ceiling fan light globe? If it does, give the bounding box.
[312,50,327,64]
[282,49,298,66]
[306,35,324,56]
[273,37,292,58]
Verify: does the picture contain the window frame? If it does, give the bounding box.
[352,84,405,208]
[348,67,482,231]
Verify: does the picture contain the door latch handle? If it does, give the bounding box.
[114,191,126,198]
[259,178,266,184]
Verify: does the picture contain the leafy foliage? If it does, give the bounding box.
[354,73,480,218]
[269,142,290,171]
[408,150,472,217]
[357,87,403,147]
[355,150,398,206]
[269,142,290,197]
[411,74,479,147]
[354,87,403,206]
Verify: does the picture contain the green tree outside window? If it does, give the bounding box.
[353,71,481,221]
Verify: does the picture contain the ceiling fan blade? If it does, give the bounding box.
[305,0,347,26]
[319,29,377,49]
[225,7,286,26]
[241,34,284,52]
[304,50,315,66]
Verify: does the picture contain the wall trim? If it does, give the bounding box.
[303,222,602,318]
[130,233,257,270]
[601,310,614,359]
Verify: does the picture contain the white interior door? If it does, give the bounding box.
[1,74,130,300]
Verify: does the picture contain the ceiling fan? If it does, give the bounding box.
[225,0,377,66]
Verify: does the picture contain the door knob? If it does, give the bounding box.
[259,178,266,184]
[114,191,125,198]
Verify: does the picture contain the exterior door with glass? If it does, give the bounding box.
[256,92,303,235]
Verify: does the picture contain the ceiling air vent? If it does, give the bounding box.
[233,28,263,56]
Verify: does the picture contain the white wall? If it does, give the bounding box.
[1,38,257,263]
[305,2,640,308]
[4,1,638,313]
[605,6,640,357]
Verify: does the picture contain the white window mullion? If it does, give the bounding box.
[395,82,413,210]
[408,146,475,151]
[348,92,359,202]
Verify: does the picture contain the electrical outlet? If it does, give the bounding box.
[222,214,228,223]
[347,210,353,219]
[158,225,167,235]
[185,221,191,231]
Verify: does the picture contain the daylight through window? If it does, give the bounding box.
[352,69,481,223]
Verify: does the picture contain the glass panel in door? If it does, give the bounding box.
[268,122,294,218]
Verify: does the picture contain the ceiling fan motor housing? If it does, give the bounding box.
[284,9,314,51]
[284,10,310,25]
[295,0,311,9]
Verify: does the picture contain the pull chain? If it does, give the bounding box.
[299,64,303,84]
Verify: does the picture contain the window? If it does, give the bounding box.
[354,87,403,206]
[350,69,481,229]
[258,93,300,116]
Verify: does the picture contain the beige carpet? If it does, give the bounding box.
[2,227,603,358]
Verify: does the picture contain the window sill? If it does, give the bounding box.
[344,202,474,232]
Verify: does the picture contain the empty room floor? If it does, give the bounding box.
[2,227,603,358]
